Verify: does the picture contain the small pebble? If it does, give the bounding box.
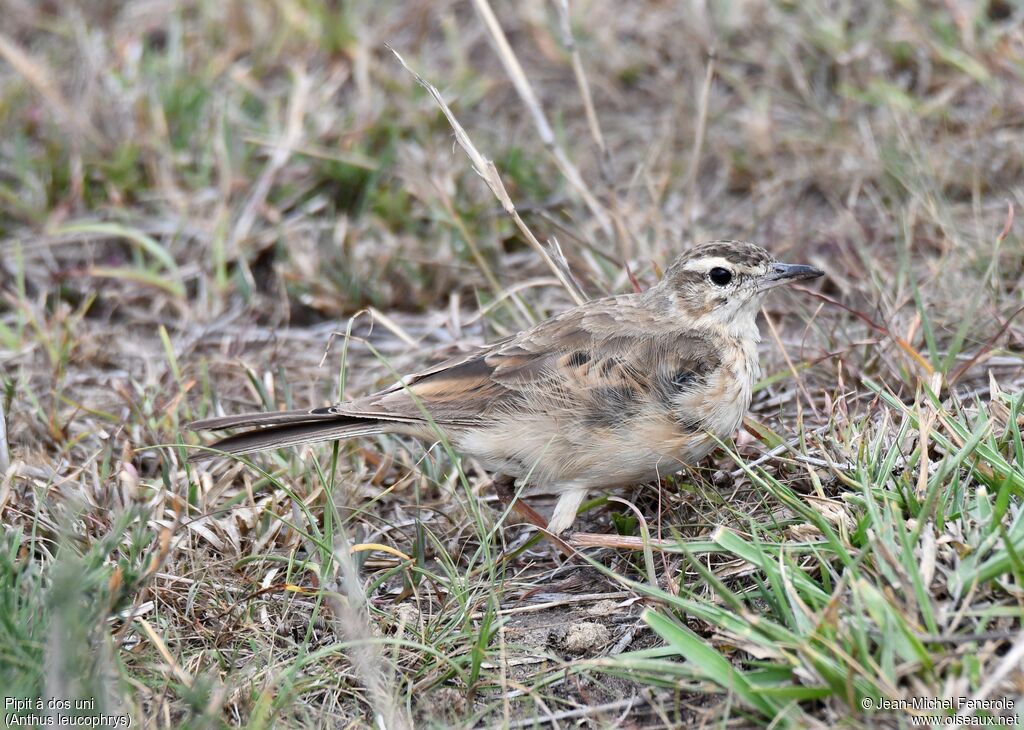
[561,622,610,653]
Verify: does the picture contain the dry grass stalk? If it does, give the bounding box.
[471,0,613,238]
[329,528,411,730]
[552,0,638,260]
[570,532,681,552]
[0,399,9,474]
[433,181,535,326]
[683,51,715,227]
[554,0,609,171]
[0,31,103,145]
[230,66,313,257]
[390,47,588,306]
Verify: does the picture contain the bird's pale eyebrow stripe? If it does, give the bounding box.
[682,256,735,273]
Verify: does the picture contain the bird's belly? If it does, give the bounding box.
[455,407,729,488]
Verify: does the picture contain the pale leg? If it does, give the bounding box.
[547,487,588,535]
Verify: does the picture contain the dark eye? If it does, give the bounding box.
[709,267,732,286]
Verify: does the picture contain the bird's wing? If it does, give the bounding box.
[187,294,726,462]
[322,295,722,428]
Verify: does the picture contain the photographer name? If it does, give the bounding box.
[874,697,1015,712]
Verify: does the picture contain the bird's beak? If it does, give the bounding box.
[760,262,824,290]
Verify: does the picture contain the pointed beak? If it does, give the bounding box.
[760,262,824,290]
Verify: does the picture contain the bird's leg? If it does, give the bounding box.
[547,487,588,536]
[491,474,575,558]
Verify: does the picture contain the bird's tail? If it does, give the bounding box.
[187,409,391,461]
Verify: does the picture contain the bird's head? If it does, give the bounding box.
[653,240,824,336]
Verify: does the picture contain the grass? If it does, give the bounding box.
[1,0,1023,727]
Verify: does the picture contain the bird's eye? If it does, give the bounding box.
[709,267,732,286]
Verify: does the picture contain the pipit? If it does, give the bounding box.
[189,241,823,536]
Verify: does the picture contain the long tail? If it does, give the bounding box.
[187,409,390,461]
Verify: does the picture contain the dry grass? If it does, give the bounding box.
[2,1,1023,727]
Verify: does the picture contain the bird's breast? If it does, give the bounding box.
[670,339,758,442]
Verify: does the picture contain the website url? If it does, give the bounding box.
[909,715,1019,727]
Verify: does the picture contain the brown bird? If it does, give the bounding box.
[189,241,823,536]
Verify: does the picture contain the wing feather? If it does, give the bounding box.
[333,296,722,428]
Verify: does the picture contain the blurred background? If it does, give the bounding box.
[1,0,1022,727]
[4,1,1019,325]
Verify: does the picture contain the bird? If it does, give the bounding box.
[188,240,823,537]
